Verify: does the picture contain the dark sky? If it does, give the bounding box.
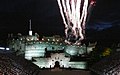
[0,0,120,40]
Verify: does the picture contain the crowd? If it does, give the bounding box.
[0,53,41,75]
[90,52,120,75]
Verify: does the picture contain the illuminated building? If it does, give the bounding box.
[8,32,96,69]
[7,20,96,69]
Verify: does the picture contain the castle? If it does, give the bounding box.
[7,20,96,69]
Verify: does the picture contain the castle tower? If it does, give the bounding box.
[29,19,32,36]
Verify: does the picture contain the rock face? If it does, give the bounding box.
[0,53,41,75]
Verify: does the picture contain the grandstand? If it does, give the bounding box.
[90,52,120,75]
[0,52,41,75]
[0,51,91,75]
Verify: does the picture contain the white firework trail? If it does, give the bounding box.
[57,0,89,45]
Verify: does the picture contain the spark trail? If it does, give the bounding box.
[57,0,95,45]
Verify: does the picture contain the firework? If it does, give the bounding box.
[57,0,95,45]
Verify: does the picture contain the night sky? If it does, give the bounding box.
[0,0,120,41]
